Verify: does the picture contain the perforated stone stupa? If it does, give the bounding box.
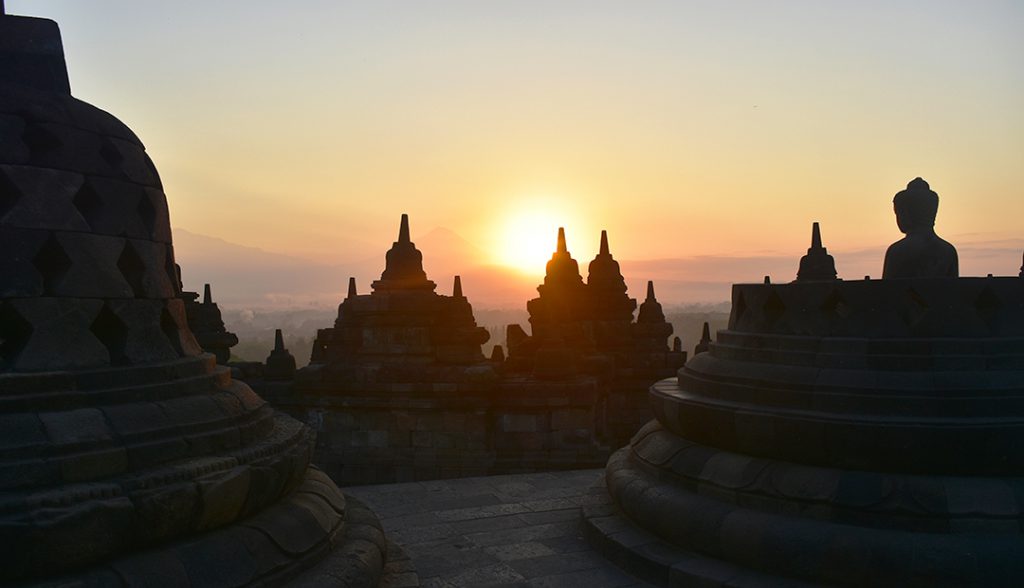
[585,179,1024,586]
[0,13,400,586]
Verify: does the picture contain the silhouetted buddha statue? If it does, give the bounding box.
[882,177,958,278]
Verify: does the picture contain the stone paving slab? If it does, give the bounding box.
[347,469,652,588]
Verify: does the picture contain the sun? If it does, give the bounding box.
[496,210,564,275]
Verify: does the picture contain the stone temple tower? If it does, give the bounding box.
[0,12,394,586]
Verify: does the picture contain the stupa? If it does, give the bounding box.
[273,214,497,484]
[320,214,490,369]
[505,229,686,450]
[0,12,399,586]
[585,179,1024,586]
[178,270,239,364]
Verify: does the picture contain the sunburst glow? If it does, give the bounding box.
[497,209,566,275]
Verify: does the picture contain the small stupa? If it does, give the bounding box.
[177,268,239,363]
[265,328,297,380]
[795,221,838,281]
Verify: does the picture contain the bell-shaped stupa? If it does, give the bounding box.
[0,12,393,585]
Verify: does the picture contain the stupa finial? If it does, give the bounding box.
[796,221,837,281]
[453,275,463,298]
[347,276,357,299]
[599,230,609,256]
[398,213,410,244]
[1020,251,1023,278]
[274,328,285,351]
[203,283,212,304]
[557,227,567,254]
[646,280,656,302]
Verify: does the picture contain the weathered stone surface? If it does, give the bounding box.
[0,13,395,587]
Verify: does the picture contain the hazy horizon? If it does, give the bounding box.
[173,220,1024,310]
[9,0,1023,286]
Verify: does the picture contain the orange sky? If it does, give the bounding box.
[12,1,1024,288]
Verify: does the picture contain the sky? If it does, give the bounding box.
[8,1,1024,295]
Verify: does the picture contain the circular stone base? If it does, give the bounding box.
[26,468,402,587]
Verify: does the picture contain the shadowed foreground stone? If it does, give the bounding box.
[0,13,406,586]
[585,200,1024,585]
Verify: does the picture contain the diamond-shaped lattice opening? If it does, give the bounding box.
[117,241,147,298]
[820,288,853,319]
[21,123,61,157]
[762,289,786,324]
[90,304,128,365]
[0,169,20,221]
[160,304,183,355]
[72,180,103,230]
[0,302,33,371]
[137,190,157,237]
[99,137,123,169]
[900,287,929,328]
[32,233,72,295]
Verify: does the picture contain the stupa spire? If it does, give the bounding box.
[453,275,463,298]
[274,328,285,351]
[203,283,212,304]
[398,213,410,244]
[557,227,567,254]
[347,276,357,299]
[1019,251,1023,278]
[600,230,610,256]
[811,221,823,249]
[646,280,656,301]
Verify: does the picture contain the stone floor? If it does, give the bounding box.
[347,469,652,588]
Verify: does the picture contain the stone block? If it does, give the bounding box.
[59,447,128,483]
[0,227,46,297]
[130,481,200,544]
[40,407,114,447]
[108,298,179,364]
[411,431,433,448]
[50,231,134,298]
[0,165,88,232]
[500,414,541,433]
[196,466,252,531]
[10,297,108,370]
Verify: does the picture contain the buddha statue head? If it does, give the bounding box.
[893,177,939,234]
